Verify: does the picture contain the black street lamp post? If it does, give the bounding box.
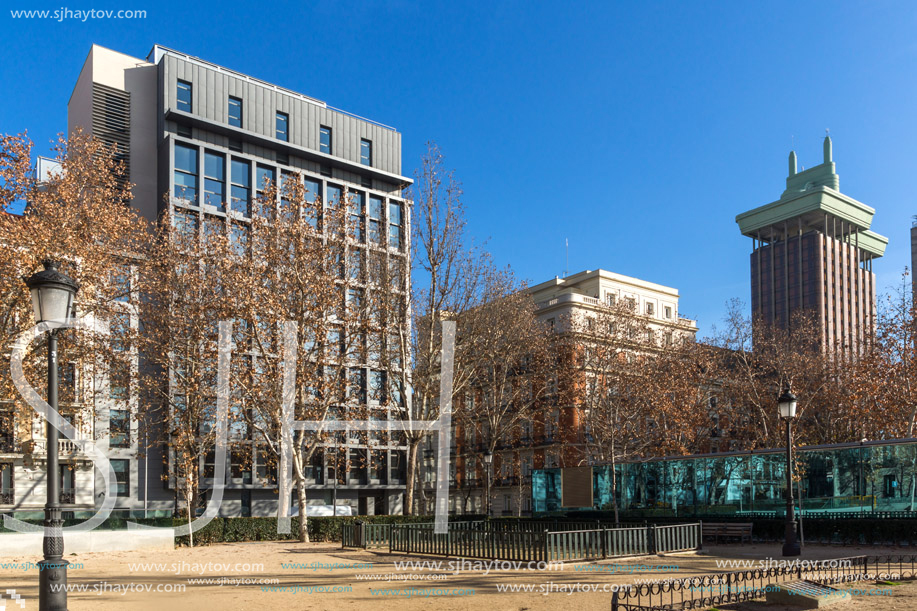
[483,451,493,517]
[24,260,79,611]
[332,451,338,516]
[778,388,801,557]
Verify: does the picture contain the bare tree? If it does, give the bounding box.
[397,143,491,514]
[0,131,150,501]
[456,276,554,516]
[139,211,237,545]
[223,177,375,541]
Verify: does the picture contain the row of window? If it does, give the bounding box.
[199,446,405,485]
[0,460,130,501]
[176,79,373,166]
[605,292,675,319]
[173,144,402,248]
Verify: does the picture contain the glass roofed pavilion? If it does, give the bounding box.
[532,438,917,517]
[735,135,887,355]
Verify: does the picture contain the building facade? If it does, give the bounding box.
[432,269,698,517]
[0,44,412,519]
[735,136,887,354]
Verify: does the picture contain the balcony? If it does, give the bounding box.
[22,439,86,457]
[59,491,76,505]
[0,491,13,504]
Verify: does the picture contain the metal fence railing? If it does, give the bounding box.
[372,521,701,562]
[611,554,917,611]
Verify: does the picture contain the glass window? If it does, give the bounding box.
[0,463,12,497]
[176,80,192,112]
[327,184,342,209]
[255,165,275,218]
[174,211,198,239]
[230,446,252,482]
[275,112,289,141]
[347,288,363,312]
[110,409,130,448]
[256,165,275,193]
[231,224,249,256]
[369,370,386,402]
[349,250,364,282]
[303,178,320,203]
[369,196,383,244]
[203,151,225,212]
[278,171,297,220]
[110,312,130,352]
[228,96,242,128]
[112,266,131,303]
[388,202,402,249]
[349,191,364,241]
[320,126,332,154]
[109,358,129,400]
[301,177,320,227]
[111,459,129,497]
[173,143,198,204]
[360,139,372,166]
[349,367,366,403]
[230,158,251,216]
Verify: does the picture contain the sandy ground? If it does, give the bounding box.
[1,541,915,610]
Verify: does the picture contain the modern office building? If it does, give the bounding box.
[0,44,412,519]
[735,136,887,355]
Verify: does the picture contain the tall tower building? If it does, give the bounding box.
[911,220,917,303]
[736,136,887,353]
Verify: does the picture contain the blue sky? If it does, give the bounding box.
[2,1,915,337]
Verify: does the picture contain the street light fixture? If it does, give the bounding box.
[483,451,493,517]
[777,388,801,557]
[24,260,79,611]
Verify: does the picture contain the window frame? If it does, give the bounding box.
[176,79,192,112]
[173,142,199,204]
[228,96,243,128]
[275,111,289,142]
[320,126,332,154]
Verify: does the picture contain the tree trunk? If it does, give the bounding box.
[297,479,309,543]
[186,478,194,548]
[611,458,620,523]
[292,441,310,542]
[404,439,421,515]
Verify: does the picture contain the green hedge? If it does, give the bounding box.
[173,514,459,547]
[7,513,916,547]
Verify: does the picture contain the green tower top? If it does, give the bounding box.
[735,134,887,258]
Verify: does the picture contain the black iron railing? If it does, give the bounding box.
[611,555,917,610]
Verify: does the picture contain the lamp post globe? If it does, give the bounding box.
[24,260,79,611]
[24,260,79,324]
[778,387,801,557]
[777,389,797,420]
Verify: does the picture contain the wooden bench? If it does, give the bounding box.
[701,522,753,544]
